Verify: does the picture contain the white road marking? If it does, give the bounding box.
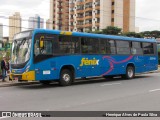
[101,83,121,87]
[149,89,160,92]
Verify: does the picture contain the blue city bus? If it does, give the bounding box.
[10,29,158,86]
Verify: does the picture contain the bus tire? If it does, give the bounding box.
[59,69,73,86]
[125,66,135,79]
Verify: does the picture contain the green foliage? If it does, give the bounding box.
[141,31,160,39]
[102,26,122,35]
[124,32,143,38]
[92,30,103,34]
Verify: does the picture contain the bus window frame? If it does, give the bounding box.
[142,42,155,55]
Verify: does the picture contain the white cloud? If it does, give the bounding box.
[0,0,43,9]
[0,0,50,36]
[1,0,160,36]
[136,0,160,31]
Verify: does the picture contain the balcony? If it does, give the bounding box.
[58,0,63,3]
[95,22,100,26]
[77,9,84,14]
[95,14,100,18]
[85,15,92,19]
[66,16,69,19]
[84,23,92,27]
[77,24,84,28]
[85,0,93,4]
[70,10,74,14]
[70,3,74,7]
[70,26,74,29]
[58,17,62,20]
[57,5,62,8]
[57,11,63,14]
[77,17,84,21]
[85,7,92,12]
[77,0,85,5]
[95,5,100,10]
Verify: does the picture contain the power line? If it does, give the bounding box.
[1,24,33,30]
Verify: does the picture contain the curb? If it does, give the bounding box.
[0,81,39,87]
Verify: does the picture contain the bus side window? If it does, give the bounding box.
[81,38,88,53]
[107,40,116,54]
[116,40,130,54]
[34,40,40,56]
[99,39,106,54]
[73,37,80,54]
[143,42,154,54]
[131,42,143,55]
[59,35,72,54]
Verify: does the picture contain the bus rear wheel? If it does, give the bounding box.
[124,66,135,79]
[59,69,73,86]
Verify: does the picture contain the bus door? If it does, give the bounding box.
[34,34,58,80]
[143,43,157,71]
[131,42,145,73]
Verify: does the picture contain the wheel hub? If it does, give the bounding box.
[128,69,133,78]
[63,74,70,82]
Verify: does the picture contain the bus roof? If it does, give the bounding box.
[33,29,156,43]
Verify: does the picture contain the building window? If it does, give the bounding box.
[111,18,114,22]
[112,2,114,5]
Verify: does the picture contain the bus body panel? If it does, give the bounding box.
[33,55,158,81]
[10,29,158,82]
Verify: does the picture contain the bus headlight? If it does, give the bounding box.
[25,65,30,72]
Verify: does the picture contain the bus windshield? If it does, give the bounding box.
[11,38,31,64]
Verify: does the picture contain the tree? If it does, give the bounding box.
[141,30,160,39]
[102,26,122,35]
[124,32,143,38]
[87,30,102,34]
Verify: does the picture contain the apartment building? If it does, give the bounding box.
[50,0,69,31]
[9,12,21,42]
[28,14,44,29]
[46,19,52,29]
[50,0,135,32]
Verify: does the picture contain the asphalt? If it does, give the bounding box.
[0,66,160,87]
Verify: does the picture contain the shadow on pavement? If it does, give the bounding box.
[16,75,151,89]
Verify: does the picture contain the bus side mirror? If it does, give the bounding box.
[40,36,44,48]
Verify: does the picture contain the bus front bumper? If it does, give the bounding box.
[10,71,35,81]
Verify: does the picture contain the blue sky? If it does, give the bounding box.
[0,0,160,36]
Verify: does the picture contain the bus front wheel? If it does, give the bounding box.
[59,69,73,86]
[124,66,135,79]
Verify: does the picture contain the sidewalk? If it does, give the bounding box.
[0,76,38,87]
